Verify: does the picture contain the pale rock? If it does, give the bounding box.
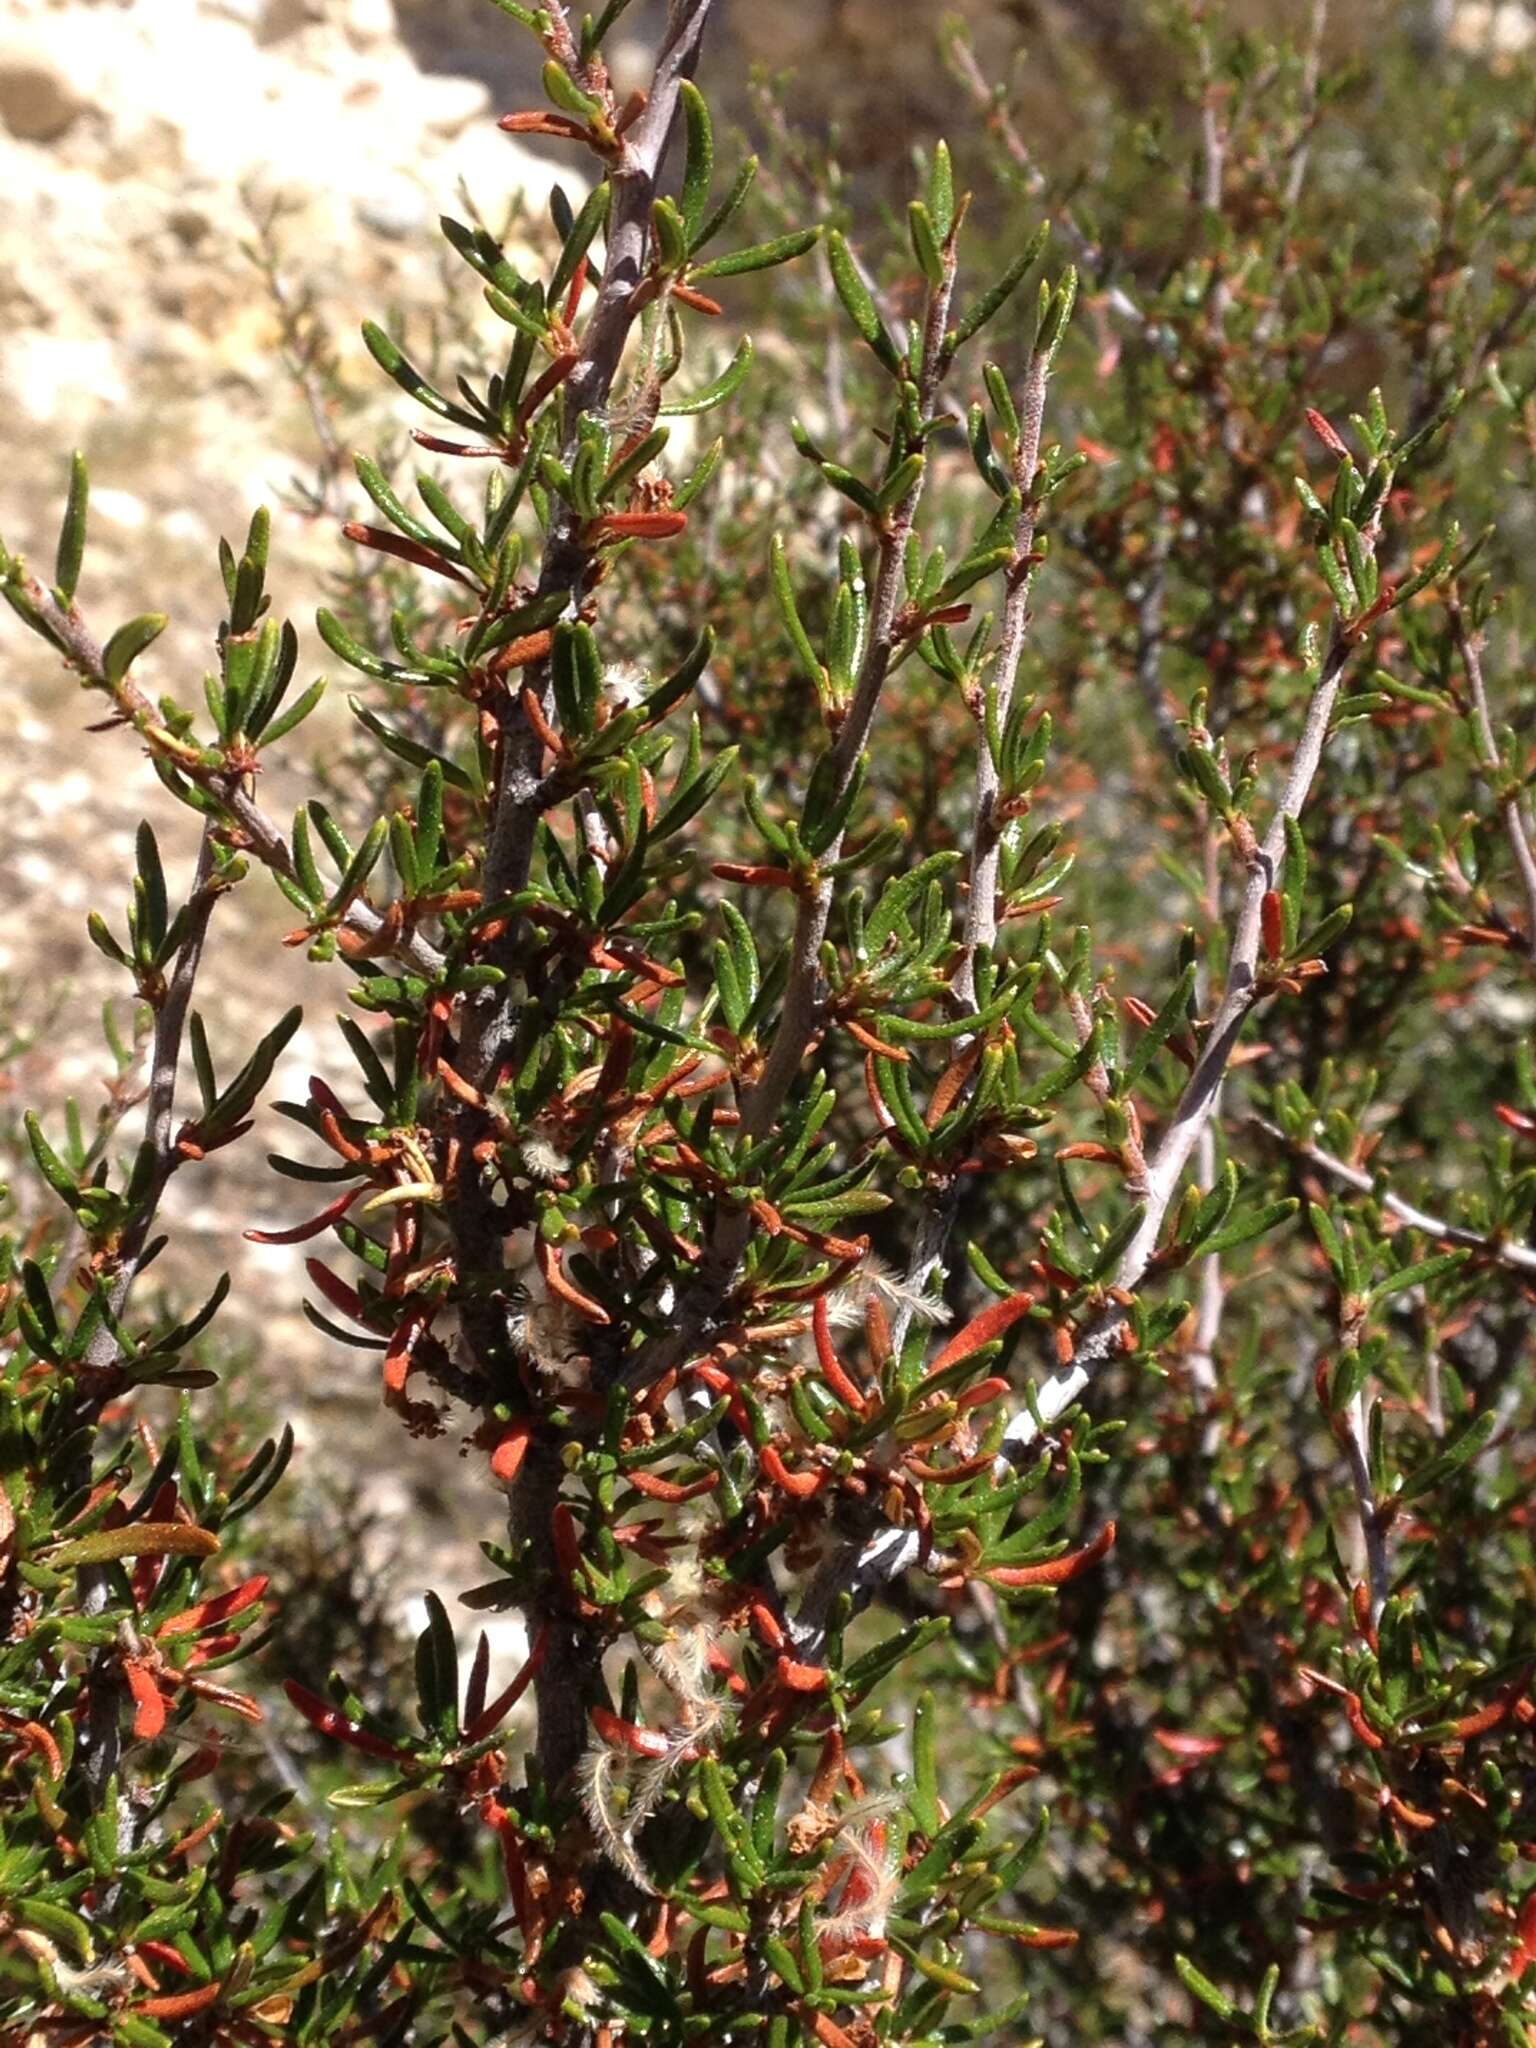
[342,0,396,45]
[160,507,210,544]
[90,486,149,528]
[5,334,128,424]
[15,850,60,890]
[22,771,93,820]
[0,43,88,141]
[253,0,323,43]
[419,71,491,138]
[1490,0,1536,50]
[356,170,432,240]
[197,0,264,25]
[1451,0,1536,50]
[441,119,572,223]
[102,115,187,181]
[164,203,213,250]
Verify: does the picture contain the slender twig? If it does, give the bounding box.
[88,824,222,1341]
[447,0,718,1810]
[1449,595,1536,958]
[1186,1120,1224,1408]
[241,188,350,514]
[1180,826,1224,1395]
[1340,1377,1391,1628]
[1192,17,1243,462]
[944,28,1155,343]
[1008,626,1357,1445]
[784,291,1063,1645]
[954,346,1052,1011]
[70,825,223,1794]
[1282,0,1331,214]
[1133,521,1181,761]
[466,0,716,1088]
[629,207,961,1390]
[1121,639,1351,1267]
[743,264,960,1139]
[1244,1111,1536,1278]
[1198,89,1226,217]
[5,567,443,979]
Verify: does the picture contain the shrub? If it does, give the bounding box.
[3,2,1536,2043]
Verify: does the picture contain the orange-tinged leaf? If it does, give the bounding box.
[1261,889,1285,961]
[490,1420,532,1485]
[1151,1727,1225,1761]
[845,1016,910,1062]
[535,1238,611,1325]
[776,1655,828,1693]
[627,1467,719,1503]
[132,1982,223,2021]
[14,1718,63,1778]
[591,1704,670,1757]
[126,1662,168,1741]
[1514,1888,1536,1980]
[594,509,688,541]
[245,1186,360,1245]
[985,1521,1116,1589]
[761,1444,824,1499]
[809,2014,859,2048]
[1305,406,1349,458]
[813,1295,868,1412]
[1012,1926,1080,1950]
[925,1290,1036,1380]
[158,1575,269,1639]
[283,1680,410,1761]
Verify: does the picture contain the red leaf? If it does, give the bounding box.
[591,1704,671,1757]
[1151,1727,1225,1760]
[304,1259,368,1325]
[985,1521,1116,1589]
[157,1575,269,1640]
[245,1186,361,1245]
[1513,1888,1536,1980]
[626,1467,719,1503]
[813,1296,868,1413]
[497,110,590,141]
[341,523,475,588]
[776,1655,828,1693]
[490,1419,532,1485]
[132,1983,224,2021]
[1260,889,1285,961]
[551,1503,583,1585]
[125,1662,168,1741]
[710,862,796,888]
[464,1621,549,1743]
[283,1679,410,1761]
[924,1290,1036,1380]
[761,1444,825,1499]
[1304,406,1349,458]
[535,1238,611,1325]
[845,1016,910,1062]
[593,510,689,541]
[673,284,724,316]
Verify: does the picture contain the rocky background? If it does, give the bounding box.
[1,0,1529,1627]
